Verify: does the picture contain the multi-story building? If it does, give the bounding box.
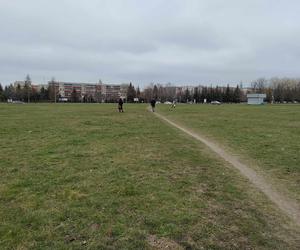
[48,81,124,102]
[57,82,88,99]
[100,84,121,102]
[120,84,129,100]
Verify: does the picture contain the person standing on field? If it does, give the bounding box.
[150,99,156,112]
[171,100,176,109]
[118,98,124,112]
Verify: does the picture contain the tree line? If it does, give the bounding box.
[251,78,300,103]
[1,76,300,103]
[129,78,300,103]
[122,82,244,103]
[0,75,49,102]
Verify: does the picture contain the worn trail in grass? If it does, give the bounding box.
[0,104,299,249]
[152,109,300,226]
[158,104,300,203]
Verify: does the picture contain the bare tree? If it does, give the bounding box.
[24,74,32,103]
[48,77,58,102]
[251,78,268,93]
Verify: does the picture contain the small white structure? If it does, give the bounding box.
[247,93,266,105]
[59,97,68,102]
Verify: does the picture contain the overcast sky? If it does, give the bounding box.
[0,0,299,86]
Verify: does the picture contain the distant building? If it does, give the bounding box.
[247,93,266,105]
[241,87,252,95]
[120,84,129,100]
[101,84,121,102]
[13,81,26,88]
[48,81,124,102]
[182,86,196,94]
[32,84,47,92]
[164,86,176,100]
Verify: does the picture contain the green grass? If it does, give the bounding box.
[158,104,300,202]
[0,103,299,249]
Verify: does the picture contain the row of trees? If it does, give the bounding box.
[0,83,49,102]
[126,83,141,102]
[137,84,243,103]
[0,76,97,103]
[136,78,300,103]
[0,75,40,102]
[251,78,300,103]
[1,77,300,103]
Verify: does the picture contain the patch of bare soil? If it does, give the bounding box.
[147,235,184,250]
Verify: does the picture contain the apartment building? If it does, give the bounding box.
[99,84,119,102]
[48,81,125,102]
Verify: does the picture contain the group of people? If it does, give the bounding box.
[117,98,176,112]
[117,98,157,112]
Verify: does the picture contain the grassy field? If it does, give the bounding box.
[158,104,300,202]
[0,103,299,249]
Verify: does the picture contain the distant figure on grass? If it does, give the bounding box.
[170,100,176,110]
[118,98,124,112]
[150,99,156,112]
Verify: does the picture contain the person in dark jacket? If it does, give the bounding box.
[118,98,124,112]
[150,99,156,112]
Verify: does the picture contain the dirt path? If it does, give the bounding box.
[152,110,300,226]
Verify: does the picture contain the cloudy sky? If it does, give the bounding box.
[0,0,299,86]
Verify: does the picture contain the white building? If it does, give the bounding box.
[247,93,266,105]
[48,81,125,102]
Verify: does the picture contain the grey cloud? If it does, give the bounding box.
[0,0,300,86]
